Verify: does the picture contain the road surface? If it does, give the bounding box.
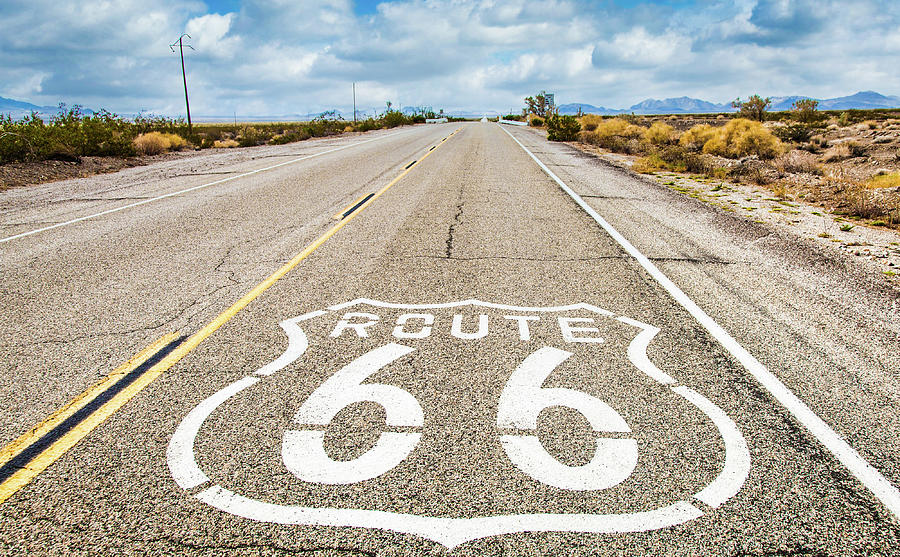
[0,122,898,555]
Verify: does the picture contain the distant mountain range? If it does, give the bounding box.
[558,91,900,115]
[0,96,58,117]
[4,90,899,121]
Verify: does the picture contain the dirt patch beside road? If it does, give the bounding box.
[573,140,900,287]
[0,151,201,191]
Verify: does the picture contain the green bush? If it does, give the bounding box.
[529,117,544,127]
[381,110,410,128]
[791,99,822,124]
[773,123,814,143]
[546,114,581,141]
[732,95,771,121]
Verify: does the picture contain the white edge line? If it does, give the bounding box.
[497,123,900,519]
[0,130,410,244]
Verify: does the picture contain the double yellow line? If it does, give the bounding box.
[0,128,460,505]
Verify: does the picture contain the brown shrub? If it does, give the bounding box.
[821,141,866,162]
[773,150,822,175]
[829,176,899,220]
[213,139,239,148]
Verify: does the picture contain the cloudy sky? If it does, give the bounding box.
[1,0,899,117]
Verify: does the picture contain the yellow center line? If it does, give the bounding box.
[0,332,180,504]
[0,127,461,505]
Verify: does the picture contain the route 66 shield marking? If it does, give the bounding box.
[167,299,750,549]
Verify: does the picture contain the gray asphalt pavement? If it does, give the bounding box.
[0,122,898,555]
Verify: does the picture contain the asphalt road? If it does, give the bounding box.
[0,122,898,555]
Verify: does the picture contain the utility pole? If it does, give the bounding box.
[170,34,195,133]
[352,82,357,123]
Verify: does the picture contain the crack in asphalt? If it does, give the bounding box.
[445,202,463,259]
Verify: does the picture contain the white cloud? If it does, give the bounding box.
[0,0,898,116]
[185,13,240,58]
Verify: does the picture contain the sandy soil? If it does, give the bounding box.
[574,142,900,287]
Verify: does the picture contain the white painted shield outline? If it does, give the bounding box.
[167,298,750,549]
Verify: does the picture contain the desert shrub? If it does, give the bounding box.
[354,118,380,132]
[823,141,866,162]
[381,110,409,128]
[579,118,645,153]
[732,95,771,121]
[269,128,312,145]
[237,126,272,147]
[578,114,604,132]
[529,117,544,127]
[162,133,188,151]
[773,123,814,144]
[822,143,852,162]
[658,145,710,174]
[132,132,170,155]
[773,151,821,174]
[212,139,239,148]
[546,114,581,141]
[829,176,899,220]
[632,153,671,173]
[644,122,677,145]
[679,124,718,151]
[702,118,783,159]
[791,99,822,124]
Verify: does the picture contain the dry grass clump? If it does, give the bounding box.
[701,118,783,159]
[773,150,822,175]
[632,153,671,174]
[578,114,605,132]
[822,141,866,162]
[679,124,718,151]
[643,122,677,145]
[868,172,900,189]
[132,132,188,155]
[822,143,852,162]
[828,175,900,222]
[579,118,644,151]
[213,139,239,148]
[133,133,167,155]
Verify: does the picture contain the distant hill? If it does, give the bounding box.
[0,96,57,117]
[557,103,623,116]
[559,91,900,115]
[0,96,91,119]
[817,91,900,110]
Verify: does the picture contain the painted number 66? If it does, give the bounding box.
[282,343,637,490]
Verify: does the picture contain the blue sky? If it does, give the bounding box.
[1,0,898,117]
